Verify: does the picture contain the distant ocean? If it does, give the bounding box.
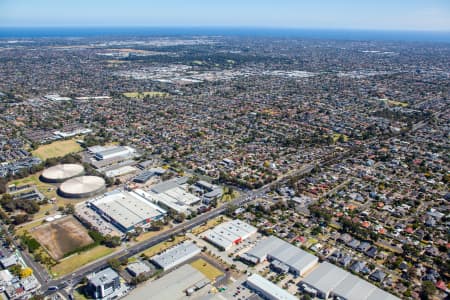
[0,27,449,43]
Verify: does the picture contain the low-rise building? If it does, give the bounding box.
[150,241,201,271]
[246,274,297,300]
[124,264,210,300]
[126,261,151,277]
[243,236,318,276]
[203,219,257,251]
[88,189,167,232]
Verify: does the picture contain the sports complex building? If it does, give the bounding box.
[203,220,257,251]
[88,189,167,232]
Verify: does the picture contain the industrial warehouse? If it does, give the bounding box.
[241,236,318,276]
[246,274,297,300]
[88,189,167,232]
[125,264,210,300]
[150,241,201,271]
[299,262,401,300]
[144,177,201,215]
[203,220,257,251]
[88,145,136,161]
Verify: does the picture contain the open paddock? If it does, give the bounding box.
[31,215,94,260]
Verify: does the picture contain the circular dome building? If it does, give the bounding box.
[41,164,85,183]
[58,176,105,198]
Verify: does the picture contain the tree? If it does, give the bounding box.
[420,281,436,300]
[311,226,322,236]
[134,227,143,236]
[20,267,33,278]
[173,213,186,223]
[108,258,121,270]
[151,219,164,231]
[103,234,121,248]
[65,203,75,215]
[0,178,7,194]
[9,264,22,277]
[13,214,29,225]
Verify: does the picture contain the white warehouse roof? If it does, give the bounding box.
[245,236,318,276]
[89,190,166,231]
[301,262,348,298]
[301,262,401,300]
[204,220,257,250]
[151,241,201,271]
[246,274,297,300]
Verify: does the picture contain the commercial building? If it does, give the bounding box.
[133,168,166,183]
[150,241,201,271]
[246,274,297,300]
[88,190,167,232]
[203,220,257,251]
[0,255,17,269]
[243,236,318,276]
[44,94,72,101]
[104,165,138,178]
[299,262,401,300]
[299,262,348,299]
[87,268,121,299]
[53,128,92,138]
[145,177,200,214]
[90,145,136,161]
[124,264,210,300]
[126,261,151,277]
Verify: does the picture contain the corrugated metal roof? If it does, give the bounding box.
[332,273,376,300]
[302,262,349,295]
[247,274,297,300]
[246,236,318,274]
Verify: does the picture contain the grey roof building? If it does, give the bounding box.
[369,269,387,282]
[246,274,297,300]
[126,261,151,277]
[357,241,371,252]
[300,262,400,300]
[87,268,121,299]
[124,264,209,300]
[151,241,201,271]
[332,273,377,300]
[300,262,348,299]
[150,177,188,194]
[244,236,318,276]
[0,255,17,269]
[349,261,366,273]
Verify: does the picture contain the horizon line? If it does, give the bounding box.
[0,25,449,33]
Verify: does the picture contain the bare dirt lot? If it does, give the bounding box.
[32,215,94,260]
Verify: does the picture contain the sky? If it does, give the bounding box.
[0,0,449,31]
